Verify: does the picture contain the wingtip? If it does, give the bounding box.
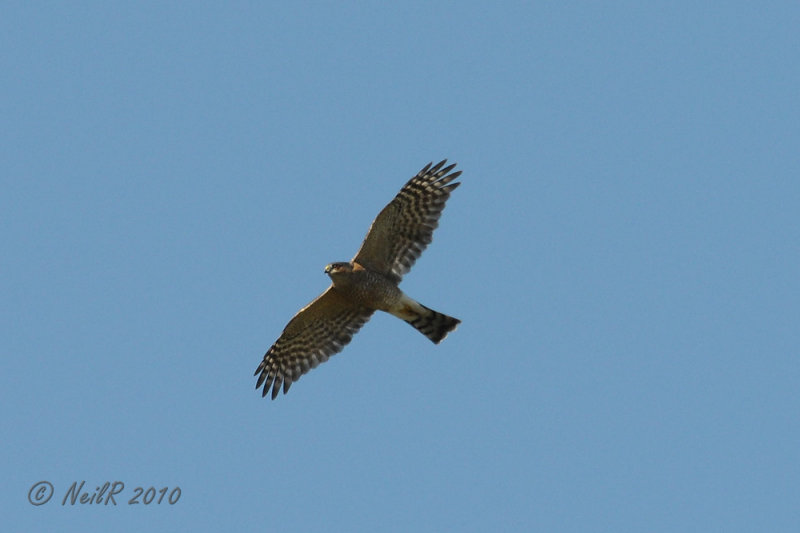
[429,160,446,174]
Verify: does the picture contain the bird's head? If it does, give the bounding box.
[324,262,353,277]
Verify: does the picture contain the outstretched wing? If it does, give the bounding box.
[352,160,461,282]
[255,286,374,399]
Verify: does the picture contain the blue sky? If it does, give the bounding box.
[3,2,799,531]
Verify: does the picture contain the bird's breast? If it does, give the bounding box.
[334,269,401,311]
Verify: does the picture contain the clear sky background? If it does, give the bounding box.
[3,2,799,531]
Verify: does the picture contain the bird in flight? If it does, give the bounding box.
[255,160,462,400]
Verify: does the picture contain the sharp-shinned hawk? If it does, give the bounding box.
[255,160,461,400]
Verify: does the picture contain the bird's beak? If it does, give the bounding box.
[324,264,332,274]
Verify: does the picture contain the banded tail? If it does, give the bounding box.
[406,304,460,344]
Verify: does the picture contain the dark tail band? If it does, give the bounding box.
[406,305,460,344]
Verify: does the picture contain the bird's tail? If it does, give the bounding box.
[404,304,460,344]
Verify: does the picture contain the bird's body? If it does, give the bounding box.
[324,262,403,311]
[255,160,462,400]
[325,261,460,343]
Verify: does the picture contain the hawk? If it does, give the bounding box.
[255,160,462,399]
